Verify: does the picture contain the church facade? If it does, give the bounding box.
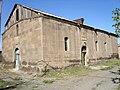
[2,4,118,72]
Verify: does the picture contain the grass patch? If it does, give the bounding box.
[43,80,55,84]
[42,60,120,78]
[44,66,92,78]
[0,79,10,88]
[92,60,120,70]
[100,67,112,70]
[116,84,120,90]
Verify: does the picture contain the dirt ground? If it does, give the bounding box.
[1,66,120,90]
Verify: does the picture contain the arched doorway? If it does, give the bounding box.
[14,48,20,69]
[81,46,87,66]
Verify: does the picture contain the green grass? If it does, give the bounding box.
[42,60,120,78]
[116,84,120,90]
[0,79,10,88]
[44,66,92,78]
[92,60,120,70]
[100,67,112,70]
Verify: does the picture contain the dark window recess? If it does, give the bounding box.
[104,42,107,52]
[16,25,19,36]
[16,9,19,21]
[95,41,98,51]
[31,11,33,17]
[21,8,23,17]
[64,37,69,51]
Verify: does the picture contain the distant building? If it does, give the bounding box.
[2,4,118,72]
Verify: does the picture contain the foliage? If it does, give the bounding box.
[112,8,120,37]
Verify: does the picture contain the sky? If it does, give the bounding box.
[1,0,120,49]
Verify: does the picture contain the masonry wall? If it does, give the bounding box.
[82,27,118,63]
[118,46,120,59]
[2,5,43,72]
[42,16,118,68]
[110,35,118,57]
[42,17,81,68]
[2,18,43,71]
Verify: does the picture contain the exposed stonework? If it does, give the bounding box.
[2,4,118,72]
[118,45,120,59]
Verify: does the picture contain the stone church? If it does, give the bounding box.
[2,4,118,72]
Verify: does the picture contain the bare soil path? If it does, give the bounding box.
[8,66,120,90]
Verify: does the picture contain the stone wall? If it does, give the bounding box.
[0,51,2,62]
[2,17,43,72]
[84,28,118,63]
[42,17,81,69]
[42,16,118,68]
[118,45,120,59]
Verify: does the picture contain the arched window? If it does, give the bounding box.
[16,24,19,36]
[16,9,19,21]
[104,42,107,52]
[95,41,98,51]
[64,37,69,51]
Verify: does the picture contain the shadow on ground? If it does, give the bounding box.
[110,68,120,84]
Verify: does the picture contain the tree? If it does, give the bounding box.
[112,8,120,37]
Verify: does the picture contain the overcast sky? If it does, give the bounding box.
[1,0,120,49]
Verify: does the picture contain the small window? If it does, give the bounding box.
[64,37,69,51]
[16,9,19,21]
[16,24,19,36]
[21,8,23,17]
[95,41,98,51]
[31,11,33,17]
[104,42,107,52]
